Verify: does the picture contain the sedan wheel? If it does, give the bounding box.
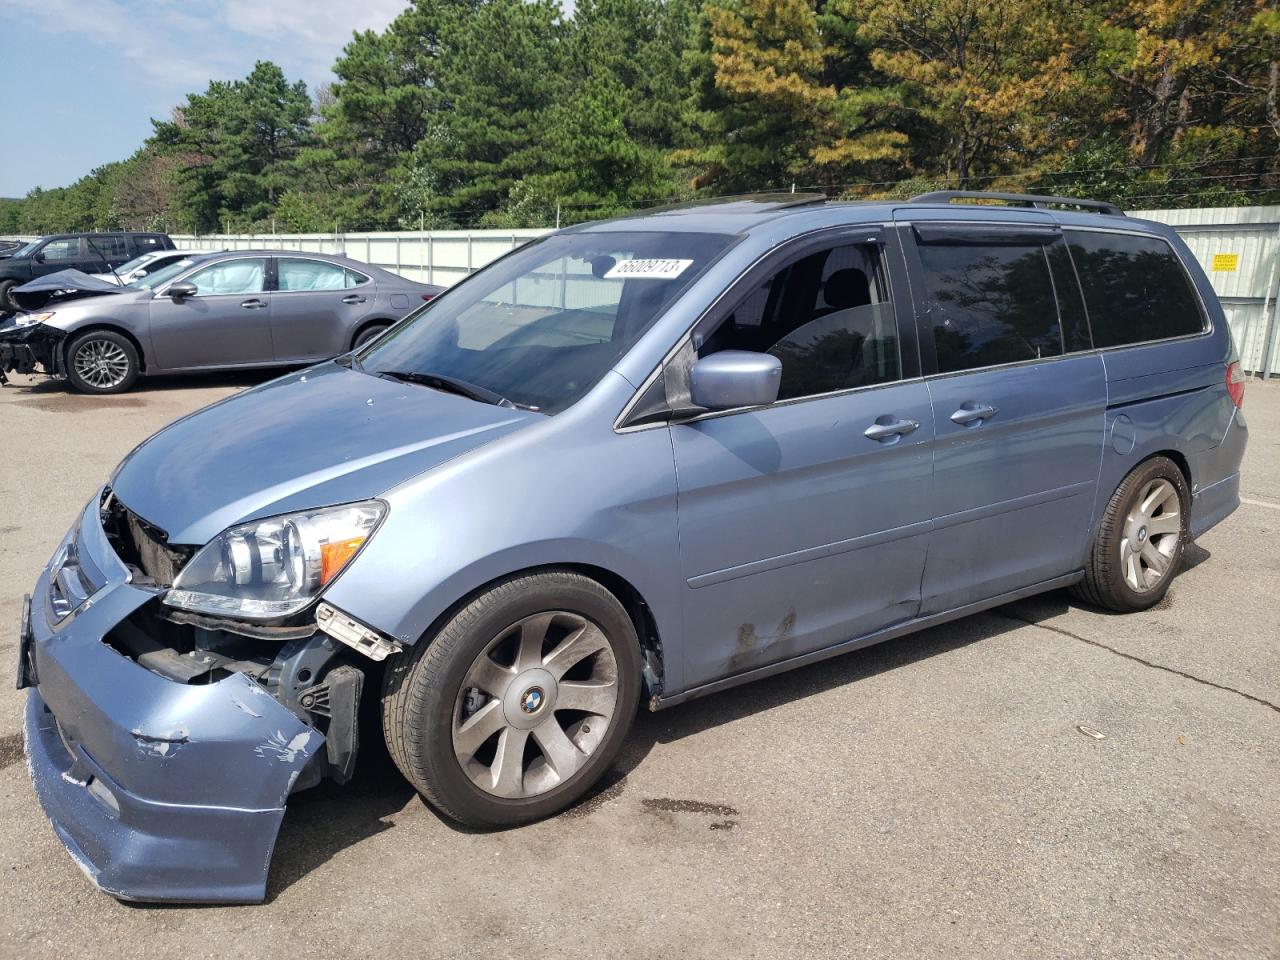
[65,330,140,394]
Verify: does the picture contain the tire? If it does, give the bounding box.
[64,329,140,394]
[0,280,16,314]
[382,570,642,828]
[352,323,389,350]
[1072,456,1190,612]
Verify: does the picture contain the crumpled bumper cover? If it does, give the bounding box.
[21,495,324,903]
[0,321,62,375]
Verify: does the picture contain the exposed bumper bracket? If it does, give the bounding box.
[316,602,402,661]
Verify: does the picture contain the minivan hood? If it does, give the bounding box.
[111,362,540,545]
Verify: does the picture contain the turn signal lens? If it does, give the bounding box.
[1226,361,1245,408]
[321,536,366,585]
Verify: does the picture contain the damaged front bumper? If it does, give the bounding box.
[20,496,325,903]
[0,321,64,378]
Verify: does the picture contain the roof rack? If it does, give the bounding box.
[908,190,1124,217]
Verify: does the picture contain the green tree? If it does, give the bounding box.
[151,61,313,231]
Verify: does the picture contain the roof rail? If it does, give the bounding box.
[908,190,1125,217]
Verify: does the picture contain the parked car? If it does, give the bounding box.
[18,192,1247,903]
[0,231,173,311]
[0,238,27,257]
[89,248,198,285]
[0,249,442,392]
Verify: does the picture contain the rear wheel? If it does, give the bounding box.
[1073,456,1189,612]
[65,330,140,394]
[381,571,642,828]
[352,323,389,350]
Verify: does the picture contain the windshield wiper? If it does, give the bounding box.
[377,370,516,408]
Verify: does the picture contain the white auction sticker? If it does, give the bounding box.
[603,258,693,280]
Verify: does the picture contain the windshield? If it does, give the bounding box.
[11,240,41,258]
[131,257,198,290]
[112,252,158,275]
[356,230,737,414]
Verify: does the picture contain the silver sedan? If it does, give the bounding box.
[0,250,442,393]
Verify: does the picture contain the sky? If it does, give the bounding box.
[0,0,410,198]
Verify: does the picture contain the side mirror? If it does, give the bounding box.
[167,282,197,301]
[689,350,782,411]
[33,252,45,263]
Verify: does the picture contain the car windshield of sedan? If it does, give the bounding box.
[130,258,199,290]
[356,230,737,414]
[112,252,160,276]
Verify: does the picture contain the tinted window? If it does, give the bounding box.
[87,235,128,260]
[277,258,351,291]
[40,238,81,261]
[916,240,1062,373]
[698,243,899,400]
[186,258,267,295]
[1067,231,1205,347]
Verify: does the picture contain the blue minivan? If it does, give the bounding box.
[18,192,1247,902]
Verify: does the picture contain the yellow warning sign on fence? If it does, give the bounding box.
[1212,253,1240,272]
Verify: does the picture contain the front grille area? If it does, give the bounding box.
[100,490,194,587]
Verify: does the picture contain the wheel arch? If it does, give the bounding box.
[349,317,396,351]
[403,562,667,701]
[64,322,148,373]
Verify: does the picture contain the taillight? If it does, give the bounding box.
[1226,361,1245,408]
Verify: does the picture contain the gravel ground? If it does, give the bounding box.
[0,369,1276,960]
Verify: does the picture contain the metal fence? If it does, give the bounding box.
[175,207,1280,377]
[173,229,550,289]
[1130,207,1280,378]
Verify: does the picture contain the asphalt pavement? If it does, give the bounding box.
[1,369,1276,960]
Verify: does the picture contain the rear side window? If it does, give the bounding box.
[915,237,1063,374]
[1067,232,1205,347]
[88,235,128,259]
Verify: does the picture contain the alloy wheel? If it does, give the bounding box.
[73,338,131,389]
[452,611,620,799]
[1120,478,1181,592]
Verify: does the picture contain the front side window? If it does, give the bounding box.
[1067,231,1205,348]
[40,238,81,261]
[915,236,1063,374]
[185,258,267,296]
[359,230,737,414]
[697,242,900,400]
[276,258,357,291]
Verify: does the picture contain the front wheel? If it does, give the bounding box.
[0,280,17,314]
[381,571,642,828]
[65,330,140,394]
[1073,456,1190,612]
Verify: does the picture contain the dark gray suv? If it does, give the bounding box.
[0,232,174,311]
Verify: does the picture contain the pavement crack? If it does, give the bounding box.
[996,611,1280,716]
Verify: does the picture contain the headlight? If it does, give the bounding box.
[163,501,385,620]
[15,312,54,327]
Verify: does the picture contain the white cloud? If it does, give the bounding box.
[2,0,407,93]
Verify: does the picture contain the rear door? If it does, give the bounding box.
[147,256,275,369]
[670,228,936,689]
[268,257,375,362]
[83,234,131,272]
[898,215,1106,613]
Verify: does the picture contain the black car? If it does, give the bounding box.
[0,232,174,312]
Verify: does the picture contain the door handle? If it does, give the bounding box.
[240,299,268,309]
[341,295,367,304]
[950,403,997,425]
[864,417,920,441]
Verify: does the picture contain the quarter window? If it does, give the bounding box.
[185,258,267,296]
[915,238,1063,373]
[697,243,900,400]
[1067,232,1205,347]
